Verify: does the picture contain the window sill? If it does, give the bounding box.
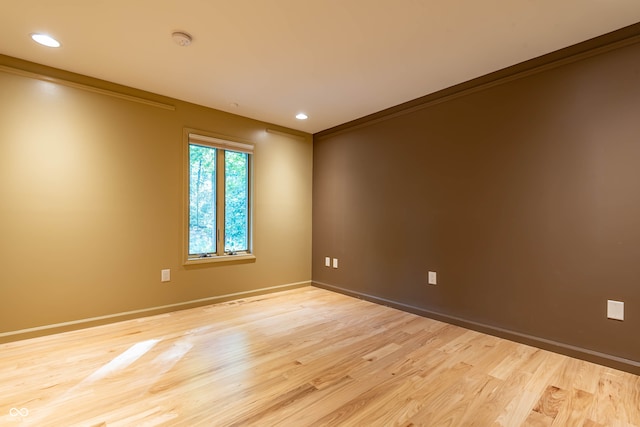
[184,253,256,266]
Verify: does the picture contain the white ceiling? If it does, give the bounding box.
[1,1,639,134]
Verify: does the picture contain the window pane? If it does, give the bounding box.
[225,151,248,252]
[189,144,216,255]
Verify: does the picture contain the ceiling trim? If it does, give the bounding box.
[315,22,640,140]
[0,63,175,111]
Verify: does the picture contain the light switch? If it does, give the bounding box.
[332,258,338,269]
[161,269,171,282]
[325,257,331,267]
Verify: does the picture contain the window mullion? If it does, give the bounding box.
[216,149,226,256]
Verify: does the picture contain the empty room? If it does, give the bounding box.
[1,1,640,426]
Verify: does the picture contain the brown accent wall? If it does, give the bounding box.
[313,29,640,372]
[0,55,312,341]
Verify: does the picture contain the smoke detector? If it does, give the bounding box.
[172,31,192,47]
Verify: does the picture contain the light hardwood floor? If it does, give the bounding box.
[1,286,638,426]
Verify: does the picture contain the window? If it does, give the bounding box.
[185,131,254,263]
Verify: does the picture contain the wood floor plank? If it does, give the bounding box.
[551,388,595,427]
[589,368,638,427]
[1,286,639,426]
[533,385,568,419]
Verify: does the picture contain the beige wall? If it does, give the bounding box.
[0,55,312,341]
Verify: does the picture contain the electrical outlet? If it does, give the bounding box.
[607,300,624,321]
[325,257,331,267]
[161,269,171,282]
[332,258,339,269]
[428,271,437,285]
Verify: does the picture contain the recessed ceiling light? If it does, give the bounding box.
[31,33,61,48]
[296,113,308,120]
